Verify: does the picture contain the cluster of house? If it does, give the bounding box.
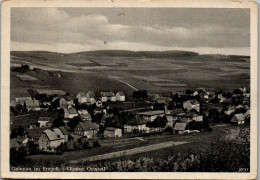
[10,86,250,153]
[124,99,203,134]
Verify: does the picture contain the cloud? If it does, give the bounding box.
[11,8,250,55]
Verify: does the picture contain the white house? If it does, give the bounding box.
[104,127,122,138]
[100,92,116,102]
[116,91,125,101]
[64,108,78,119]
[38,128,65,152]
[183,99,200,112]
[136,110,165,122]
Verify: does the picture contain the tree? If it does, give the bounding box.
[151,116,167,128]
[208,109,220,123]
[14,104,24,114]
[18,127,25,137]
[10,129,18,139]
[67,116,81,130]
[52,117,65,128]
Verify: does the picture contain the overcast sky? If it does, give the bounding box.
[11,8,250,55]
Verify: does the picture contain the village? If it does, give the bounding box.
[10,75,250,163]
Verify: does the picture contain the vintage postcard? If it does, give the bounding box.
[1,0,258,179]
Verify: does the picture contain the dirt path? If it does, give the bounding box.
[68,141,188,164]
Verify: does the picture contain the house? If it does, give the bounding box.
[94,107,106,115]
[73,121,99,139]
[124,116,148,133]
[64,108,78,119]
[100,92,116,102]
[38,128,65,152]
[224,106,236,115]
[16,136,29,147]
[27,127,48,141]
[80,113,92,121]
[15,97,32,104]
[77,109,89,115]
[59,96,74,109]
[95,98,102,107]
[104,127,122,138]
[10,139,20,150]
[149,94,162,102]
[136,110,165,122]
[37,117,53,127]
[175,111,203,123]
[58,126,69,142]
[173,122,187,134]
[116,91,125,101]
[76,92,87,104]
[25,100,40,111]
[183,99,200,112]
[86,91,96,104]
[231,114,245,124]
[192,91,199,96]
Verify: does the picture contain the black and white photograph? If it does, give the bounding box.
[1,0,258,179]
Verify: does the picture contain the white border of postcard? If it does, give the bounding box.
[1,0,258,179]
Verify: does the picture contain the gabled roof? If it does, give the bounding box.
[105,127,121,131]
[77,92,85,97]
[59,126,69,135]
[25,100,40,107]
[87,91,95,98]
[136,110,165,116]
[38,117,52,122]
[116,91,125,96]
[174,122,187,131]
[67,108,78,114]
[10,139,20,149]
[78,121,99,131]
[231,113,245,122]
[64,96,74,101]
[43,128,65,141]
[125,115,146,125]
[185,99,199,105]
[100,92,115,97]
[27,128,47,139]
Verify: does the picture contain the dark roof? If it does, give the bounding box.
[101,92,115,97]
[59,126,69,135]
[38,117,52,122]
[125,115,146,125]
[87,91,95,98]
[105,127,121,131]
[116,91,125,96]
[64,96,74,101]
[25,100,40,107]
[67,108,78,114]
[27,128,47,139]
[174,122,187,131]
[78,121,99,131]
[10,139,20,149]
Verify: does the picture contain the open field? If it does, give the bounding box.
[11,51,250,96]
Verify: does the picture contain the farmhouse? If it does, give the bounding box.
[38,128,65,152]
[27,127,48,141]
[76,92,87,104]
[104,127,122,138]
[73,121,99,139]
[10,139,20,150]
[59,96,74,109]
[183,99,200,112]
[100,92,116,102]
[124,116,148,133]
[136,110,165,122]
[175,111,203,123]
[116,91,125,101]
[173,122,187,134]
[64,108,78,119]
[231,113,245,124]
[38,117,53,127]
[24,100,40,111]
[15,97,32,104]
[86,91,96,104]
